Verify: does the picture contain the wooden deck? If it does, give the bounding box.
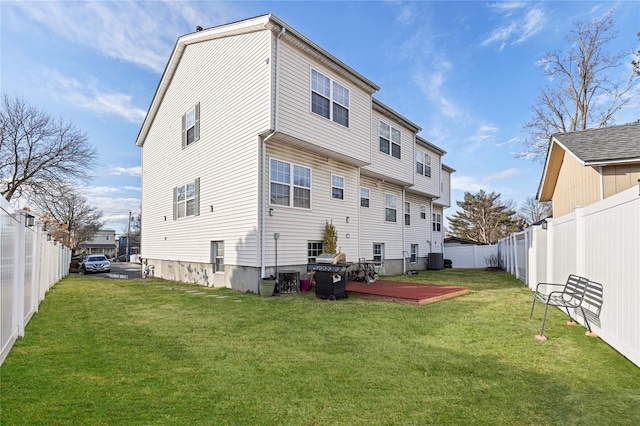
[345,280,469,305]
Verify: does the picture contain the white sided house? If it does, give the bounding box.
[136,14,454,292]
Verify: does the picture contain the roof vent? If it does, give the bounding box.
[195,26,203,31]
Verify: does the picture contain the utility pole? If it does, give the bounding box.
[126,211,131,261]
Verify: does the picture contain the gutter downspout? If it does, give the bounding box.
[260,25,286,279]
[402,188,407,274]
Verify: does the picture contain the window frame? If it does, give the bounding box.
[360,187,370,208]
[331,174,345,201]
[410,244,418,263]
[307,241,324,263]
[173,178,200,220]
[404,201,411,226]
[432,213,442,232]
[379,120,401,159]
[373,243,384,264]
[416,149,432,177]
[310,68,350,128]
[182,102,200,149]
[384,193,397,223]
[211,241,224,273]
[269,158,312,209]
[420,204,427,220]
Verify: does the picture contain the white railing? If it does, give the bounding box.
[498,185,640,367]
[0,197,70,365]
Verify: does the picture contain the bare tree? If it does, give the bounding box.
[633,32,640,76]
[520,11,638,162]
[518,196,552,226]
[31,184,103,254]
[447,190,523,244]
[0,94,97,201]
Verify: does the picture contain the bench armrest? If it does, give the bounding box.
[534,282,566,293]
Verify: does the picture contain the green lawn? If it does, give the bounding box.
[1,269,638,425]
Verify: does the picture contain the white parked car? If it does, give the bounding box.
[81,255,111,274]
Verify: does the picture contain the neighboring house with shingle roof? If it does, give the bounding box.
[537,122,640,217]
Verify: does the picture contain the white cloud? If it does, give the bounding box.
[11,1,239,74]
[451,168,520,193]
[482,4,546,49]
[43,69,147,123]
[112,166,142,176]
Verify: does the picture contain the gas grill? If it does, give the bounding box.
[307,253,352,299]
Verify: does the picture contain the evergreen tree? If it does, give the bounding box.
[447,190,522,244]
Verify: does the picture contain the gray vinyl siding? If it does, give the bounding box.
[362,110,414,186]
[264,142,359,267]
[276,41,372,166]
[140,30,271,266]
[358,176,403,261]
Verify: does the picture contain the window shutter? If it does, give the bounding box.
[173,187,178,220]
[194,102,200,142]
[181,113,186,149]
[194,177,200,216]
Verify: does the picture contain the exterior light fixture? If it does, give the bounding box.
[269,208,274,216]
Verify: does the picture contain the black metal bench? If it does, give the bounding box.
[529,274,604,341]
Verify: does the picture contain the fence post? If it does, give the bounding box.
[15,211,26,337]
[574,206,586,277]
[546,218,554,283]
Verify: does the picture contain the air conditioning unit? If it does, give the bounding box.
[427,253,444,270]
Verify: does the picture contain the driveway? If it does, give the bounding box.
[109,262,142,279]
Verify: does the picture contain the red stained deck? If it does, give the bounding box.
[345,280,469,305]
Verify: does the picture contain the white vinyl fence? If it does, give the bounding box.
[444,244,498,268]
[1,197,70,365]
[498,185,640,367]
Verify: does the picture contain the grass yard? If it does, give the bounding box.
[1,269,638,425]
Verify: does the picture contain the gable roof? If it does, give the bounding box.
[537,122,640,201]
[136,14,380,148]
[551,122,640,165]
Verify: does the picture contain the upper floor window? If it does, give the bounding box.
[385,193,397,222]
[173,178,200,219]
[416,150,431,177]
[420,204,427,220]
[379,121,401,159]
[331,174,344,200]
[360,187,370,208]
[105,235,110,241]
[182,103,200,148]
[404,202,411,226]
[311,69,349,127]
[270,159,311,209]
[432,213,442,232]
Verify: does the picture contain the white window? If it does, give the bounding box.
[432,213,442,232]
[182,103,200,148]
[410,244,418,263]
[173,178,200,219]
[385,193,397,223]
[360,187,370,208]
[416,150,431,177]
[379,121,401,159]
[311,69,349,127]
[420,204,427,220]
[105,235,110,241]
[308,241,324,263]
[331,174,344,200]
[373,243,384,264]
[270,159,311,209]
[211,241,224,273]
[405,202,411,226]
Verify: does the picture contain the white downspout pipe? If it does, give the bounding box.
[260,26,286,279]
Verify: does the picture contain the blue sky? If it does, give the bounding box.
[2,1,639,233]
